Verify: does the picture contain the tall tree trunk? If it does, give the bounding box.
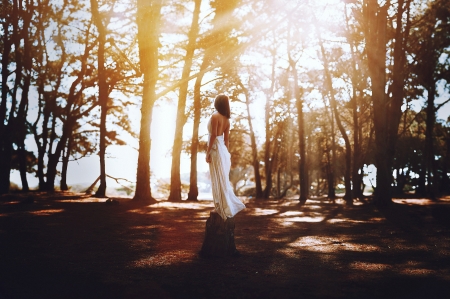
[366,0,410,206]
[351,94,363,200]
[316,28,353,205]
[91,0,108,197]
[240,84,263,198]
[17,8,33,192]
[387,0,411,198]
[263,49,277,199]
[292,67,308,205]
[365,0,390,206]
[345,4,363,200]
[287,17,308,205]
[0,6,14,194]
[187,70,205,201]
[169,0,201,202]
[425,83,437,199]
[133,0,162,202]
[323,102,337,201]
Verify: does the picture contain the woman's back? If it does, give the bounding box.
[209,112,229,137]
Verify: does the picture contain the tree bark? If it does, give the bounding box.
[169,0,201,202]
[365,0,391,207]
[16,5,33,192]
[187,69,205,201]
[0,3,15,194]
[263,49,276,199]
[344,4,363,200]
[425,83,437,199]
[91,0,109,198]
[322,100,337,201]
[133,0,162,203]
[60,133,73,191]
[291,66,308,205]
[241,84,263,198]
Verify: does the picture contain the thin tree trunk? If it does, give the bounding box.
[269,127,282,198]
[316,29,352,205]
[286,17,308,205]
[323,102,337,201]
[44,23,96,191]
[425,83,437,199]
[16,5,33,192]
[34,10,65,190]
[45,119,73,191]
[170,0,201,202]
[351,91,362,199]
[290,64,308,205]
[133,0,162,202]
[60,133,73,191]
[91,0,108,197]
[0,5,14,194]
[240,84,263,198]
[263,48,277,199]
[17,24,32,192]
[35,96,51,190]
[187,70,205,201]
[345,4,363,200]
[325,137,334,201]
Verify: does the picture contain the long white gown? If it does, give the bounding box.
[208,119,246,220]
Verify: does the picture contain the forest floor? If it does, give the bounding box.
[0,192,450,299]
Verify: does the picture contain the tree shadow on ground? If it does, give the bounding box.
[0,193,449,298]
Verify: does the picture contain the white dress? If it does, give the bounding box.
[208,118,246,220]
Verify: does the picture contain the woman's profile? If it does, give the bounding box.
[206,94,246,220]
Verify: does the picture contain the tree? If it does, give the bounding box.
[186,0,242,201]
[237,80,263,198]
[133,0,163,202]
[169,0,202,202]
[90,0,109,197]
[286,16,309,205]
[358,0,413,206]
[315,25,353,205]
[409,0,450,199]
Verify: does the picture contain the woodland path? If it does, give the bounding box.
[1,193,450,298]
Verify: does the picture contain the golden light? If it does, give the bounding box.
[28,209,65,216]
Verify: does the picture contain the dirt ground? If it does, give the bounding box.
[1,192,450,299]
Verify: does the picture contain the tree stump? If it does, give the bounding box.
[200,211,238,257]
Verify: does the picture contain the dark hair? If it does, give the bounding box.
[214,94,231,119]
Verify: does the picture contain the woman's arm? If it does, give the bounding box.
[206,116,218,163]
[224,120,230,149]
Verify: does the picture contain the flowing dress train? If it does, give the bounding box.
[208,119,246,220]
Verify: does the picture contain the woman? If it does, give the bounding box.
[206,94,246,220]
